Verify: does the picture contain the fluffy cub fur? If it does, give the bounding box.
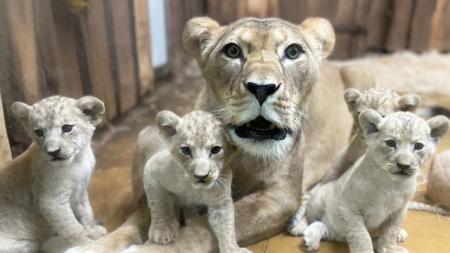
[317,88,420,185]
[289,110,448,253]
[139,110,250,253]
[0,96,106,252]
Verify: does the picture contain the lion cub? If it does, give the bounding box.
[290,110,448,253]
[0,96,107,252]
[143,110,251,253]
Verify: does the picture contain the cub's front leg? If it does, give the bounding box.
[73,190,107,240]
[37,181,91,244]
[146,185,180,244]
[208,198,252,253]
[338,207,374,253]
[375,208,409,253]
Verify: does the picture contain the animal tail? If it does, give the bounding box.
[408,201,450,216]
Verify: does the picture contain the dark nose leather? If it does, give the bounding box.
[194,173,209,180]
[47,149,61,157]
[396,162,410,170]
[246,82,279,105]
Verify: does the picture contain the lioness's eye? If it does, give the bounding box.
[385,140,396,148]
[34,129,44,138]
[181,146,192,156]
[414,142,424,150]
[284,44,304,59]
[223,43,242,59]
[62,124,74,133]
[211,146,222,155]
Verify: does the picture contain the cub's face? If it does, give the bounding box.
[344,88,420,121]
[157,110,230,189]
[359,110,449,180]
[12,96,105,163]
[183,17,335,159]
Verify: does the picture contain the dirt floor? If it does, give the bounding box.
[88,63,450,253]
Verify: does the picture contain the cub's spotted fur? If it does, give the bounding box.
[0,96,106,252]
[288,111,448,253]
[125,110,250,253]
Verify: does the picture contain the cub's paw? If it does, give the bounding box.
[301,234,321,252]
[148,222,179,245]
[396,229,408,243]
[84,224,107,240]
[235,248,253,253]
[377,246,409,253]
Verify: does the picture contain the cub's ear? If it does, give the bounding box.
[299,17,335,60]
[427,115,449,143]
[397,93,420,112]
[359,109,382,137]
[156,110,180,137]
[344,88,362,113]
[11,102,31,124]
[76,96,105,126]
[183,17,221,61]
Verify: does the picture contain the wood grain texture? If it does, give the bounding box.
[386,0,415,51]
[409,0,437,51]
[0,90,11,166]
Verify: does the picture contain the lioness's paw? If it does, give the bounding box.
[85,224,107,240]
[377,246,409,253]
[148,223,178,245]
[396,229,408,243]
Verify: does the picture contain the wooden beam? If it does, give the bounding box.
[409,0,437,51]
[386,0,415,51]
[0,90,12,166]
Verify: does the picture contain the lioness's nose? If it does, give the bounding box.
[246,82,279,105]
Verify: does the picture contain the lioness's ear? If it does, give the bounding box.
[397,94,420,112]
[359,109,382,136]
[76,96,105,126]
[11,102,31,124]
[299,17,335,60]
[427,115,449,143]
[156,110,180,137]
[344,88,362,113]
[183,17,221,61]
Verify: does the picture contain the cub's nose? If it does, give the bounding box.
[246,82,279,105]
[396,162,411,170]
[194,172,209,180]
[47,148,61,158]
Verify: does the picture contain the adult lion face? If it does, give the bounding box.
[183,17,335,159]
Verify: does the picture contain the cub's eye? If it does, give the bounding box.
[385,140,396,148]
[181,146,192,156]
[61,124,74,133]
[414,142,424,150]
[284,44,304,59]
[211,146,222,155]
[223,43,242,59]
[34,129,44,138]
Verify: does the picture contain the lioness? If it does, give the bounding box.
[66,17,353,253]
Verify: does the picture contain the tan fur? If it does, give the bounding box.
[0,96,106,252]
[66,17,353,253]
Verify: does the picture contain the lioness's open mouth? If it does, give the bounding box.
[231,116,292,140]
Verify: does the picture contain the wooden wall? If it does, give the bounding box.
[0,0,154,156]
[168,0,450,68]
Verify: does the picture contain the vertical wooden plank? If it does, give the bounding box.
[0,90,12,165]
[385,0,415,51]
[4,0,42,103]
[442,0,450,50]
[33,0,67,96]
[108,0,138,113]
[133,0,154,96]
[366,0,391,50]
[167,0,186,70]
[409,0,437,51]
[51,3,84,97]
[429,0,449,50]
[80,0,118,120]
[307,0,338,20]
[349,0,372,57]
[247,0,270,17]
[332,0,356,59]
[278,0,308,23]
